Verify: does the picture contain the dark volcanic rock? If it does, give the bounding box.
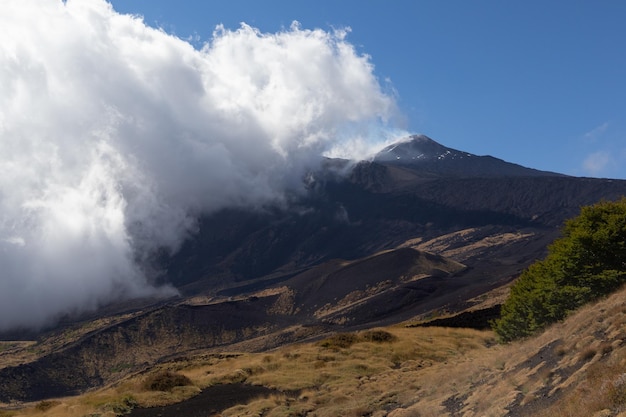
[411,305,502,330]
[128,384,279,417]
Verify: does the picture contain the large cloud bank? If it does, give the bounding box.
[0,0,403,331]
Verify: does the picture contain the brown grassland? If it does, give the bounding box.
[5,285,626,416]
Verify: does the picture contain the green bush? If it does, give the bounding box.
[493,198,626,342]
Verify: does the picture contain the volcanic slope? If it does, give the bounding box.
[167,136,626,289]
[8,284,626,417]
[0,246,467,403]
[3,135,626,403]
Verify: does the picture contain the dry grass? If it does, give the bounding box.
[1,326,493,416]
[7,286,626,416]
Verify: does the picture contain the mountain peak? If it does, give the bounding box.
[374,135,473,163]
[371,134,564,178]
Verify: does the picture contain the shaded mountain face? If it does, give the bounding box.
[162,135,626,292]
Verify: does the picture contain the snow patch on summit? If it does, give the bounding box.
[374,135,474,163]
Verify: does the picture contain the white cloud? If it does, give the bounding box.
[584,122,609,141]
[582,151,612,176]
[0,0,402,330]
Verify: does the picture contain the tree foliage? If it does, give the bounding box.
[493,198,626,342]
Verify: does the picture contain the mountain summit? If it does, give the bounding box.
[373,134,563,178]
[374,134,473,163]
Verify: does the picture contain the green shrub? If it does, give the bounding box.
[493,198,626,341]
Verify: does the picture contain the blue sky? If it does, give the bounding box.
[107,0,626,179]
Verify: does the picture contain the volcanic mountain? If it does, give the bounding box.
[162,135,622,292]
[2,134,626,403]
[373,134,560,177]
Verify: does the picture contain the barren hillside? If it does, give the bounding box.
[4,284,626,416]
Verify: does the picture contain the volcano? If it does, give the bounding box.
[2,134,626,402]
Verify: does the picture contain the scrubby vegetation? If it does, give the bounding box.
[493,198,626,341]
[34,401,59,412]
[317,329,397,349]
[101,394,138,415]
[143,371,193,392]
[9,292,626,417]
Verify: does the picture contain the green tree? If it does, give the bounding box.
[493,198,626,342]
